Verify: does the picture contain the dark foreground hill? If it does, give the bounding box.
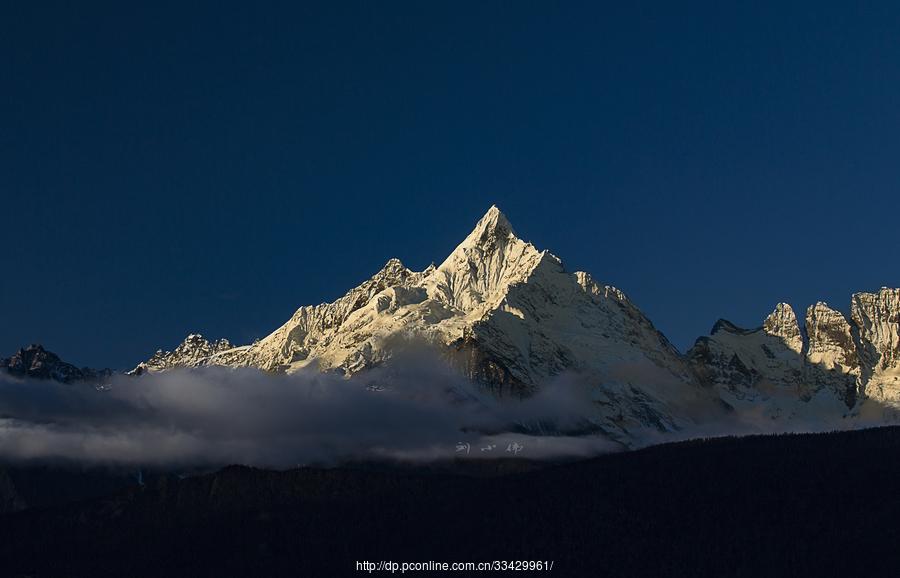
[3,427,900,577]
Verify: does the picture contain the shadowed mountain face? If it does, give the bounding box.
[0,344,111,385]
[2,427,900,577]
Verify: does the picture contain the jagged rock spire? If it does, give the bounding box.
[851,288,900,371]
[763,303,803,354]
[805,302,859,372]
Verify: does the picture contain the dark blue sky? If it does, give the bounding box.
[2,2,899,369]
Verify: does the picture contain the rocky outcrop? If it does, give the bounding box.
[0,344,111,385]
[129,334,234,375]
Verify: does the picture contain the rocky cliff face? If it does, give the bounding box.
[0,344,111,385]
[804,302,860,405]
[852,288,900,402]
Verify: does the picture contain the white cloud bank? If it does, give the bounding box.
[0,359,622,468]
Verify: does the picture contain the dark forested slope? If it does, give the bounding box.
[3,427,900,577]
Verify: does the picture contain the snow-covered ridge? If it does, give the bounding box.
[132,206,900,440]
[129,334,234,375]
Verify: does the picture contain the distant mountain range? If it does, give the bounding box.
[5,206,899,445]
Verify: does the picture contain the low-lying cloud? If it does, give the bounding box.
[0,359,622,468]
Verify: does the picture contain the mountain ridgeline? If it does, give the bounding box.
[116,206,900,442]
[6,207,899,445]
[688,296,900,410]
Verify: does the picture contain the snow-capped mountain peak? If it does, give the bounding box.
[129,205,900,444]
[461,204,516,245]
[132,205,716,441]
[426,206,548,315]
